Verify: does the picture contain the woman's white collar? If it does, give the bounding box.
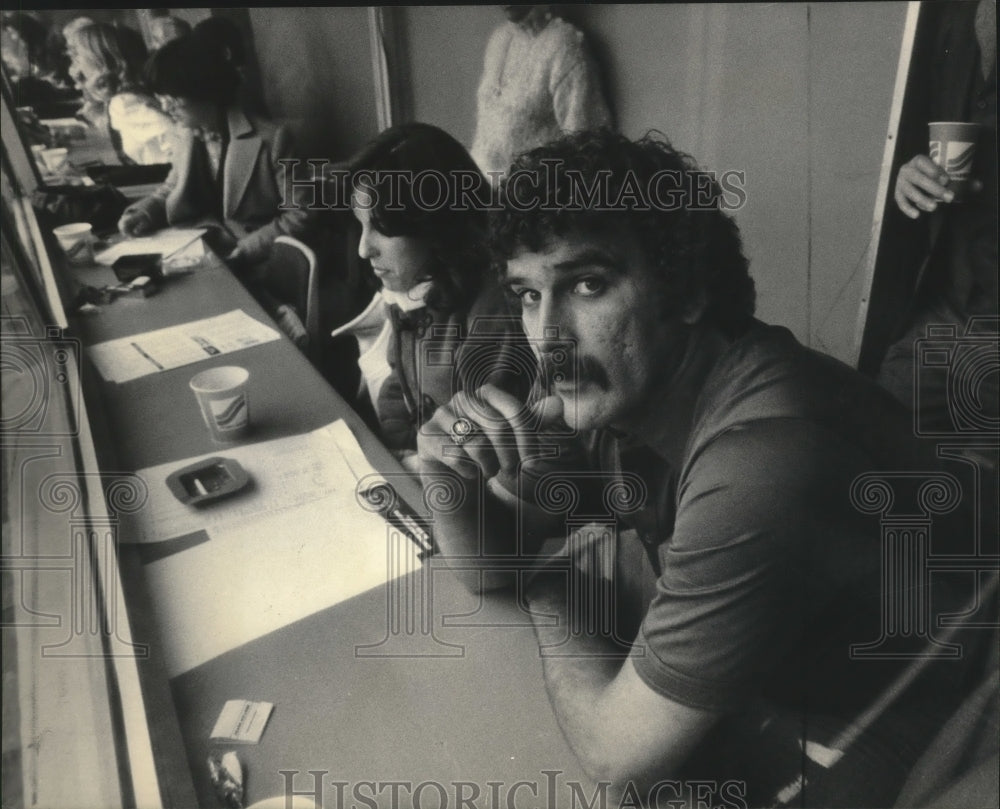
[381,280,433,312]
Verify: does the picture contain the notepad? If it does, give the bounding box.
[127,421,425,676]
[95,227,207,266]
[210,699,274,744]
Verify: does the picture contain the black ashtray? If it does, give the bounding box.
[165,457,251,507]
[112,253,163,282]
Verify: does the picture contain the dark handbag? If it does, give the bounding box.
[31,183,130,236]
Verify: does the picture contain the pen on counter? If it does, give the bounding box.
[130,341,164,371]
[402,512,433,551]
[358,480,434,556]
[336,433,436,558]
[388,506,434,555]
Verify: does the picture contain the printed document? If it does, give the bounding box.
[87,309,281,383]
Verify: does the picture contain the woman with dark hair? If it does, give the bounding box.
[71,22,172,165]
[191,15,267,117]
[191,16,245,70]
[117,33,314,270]
[333,122,531,460]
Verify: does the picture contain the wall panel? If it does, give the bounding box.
[248,6,379,162]
[398,3,907,361]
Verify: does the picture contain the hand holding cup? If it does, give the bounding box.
[895,122,984,219]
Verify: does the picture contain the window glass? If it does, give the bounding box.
[1,160,130,809]
[2,9,174,190]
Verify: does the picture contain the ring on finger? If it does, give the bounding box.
[450,417,477,446]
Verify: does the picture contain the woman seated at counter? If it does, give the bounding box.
[71,22,173,165]
[116,32,314,271]
[333,123,532,466]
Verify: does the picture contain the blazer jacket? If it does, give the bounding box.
[124,105,314,262]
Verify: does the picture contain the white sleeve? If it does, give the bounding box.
[550,27,612,132]
[108,93,175,165]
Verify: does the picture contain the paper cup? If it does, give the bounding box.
[31,144,46,173]
[246,798,318,809]
[190,366,251,443]
[929,122,982,202]
[39,147,69,174]
[52,222,94,266]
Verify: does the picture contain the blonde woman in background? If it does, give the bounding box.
[72,22,173,165]
[61,16,105,127]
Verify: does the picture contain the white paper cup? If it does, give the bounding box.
[52,222,94,266]
[246,798,318,809]
[929,121,982,202]
[190,366,251,442]
[31,144,47,173]
[39,147,69,174]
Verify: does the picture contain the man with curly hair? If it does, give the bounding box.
[417,131,980,805]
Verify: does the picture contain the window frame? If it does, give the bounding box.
[2,90,171,806]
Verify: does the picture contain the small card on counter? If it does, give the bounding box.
[210,699,274,744]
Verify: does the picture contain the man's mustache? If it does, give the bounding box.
[539,351,610,392]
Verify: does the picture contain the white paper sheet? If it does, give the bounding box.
[40,117,88,128]
[87,310,280,383]
[94,228,207,265]
[126,425,373,544]
[129,421,422,676]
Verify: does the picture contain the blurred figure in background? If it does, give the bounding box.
[471,4,611,182]
[2,12,80,117]
[148,13,191,50]
[61,16,105,127]
[71,22,173,165]
[876,0,996,436]
[62,15,94,61]
[40,24,74,91]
